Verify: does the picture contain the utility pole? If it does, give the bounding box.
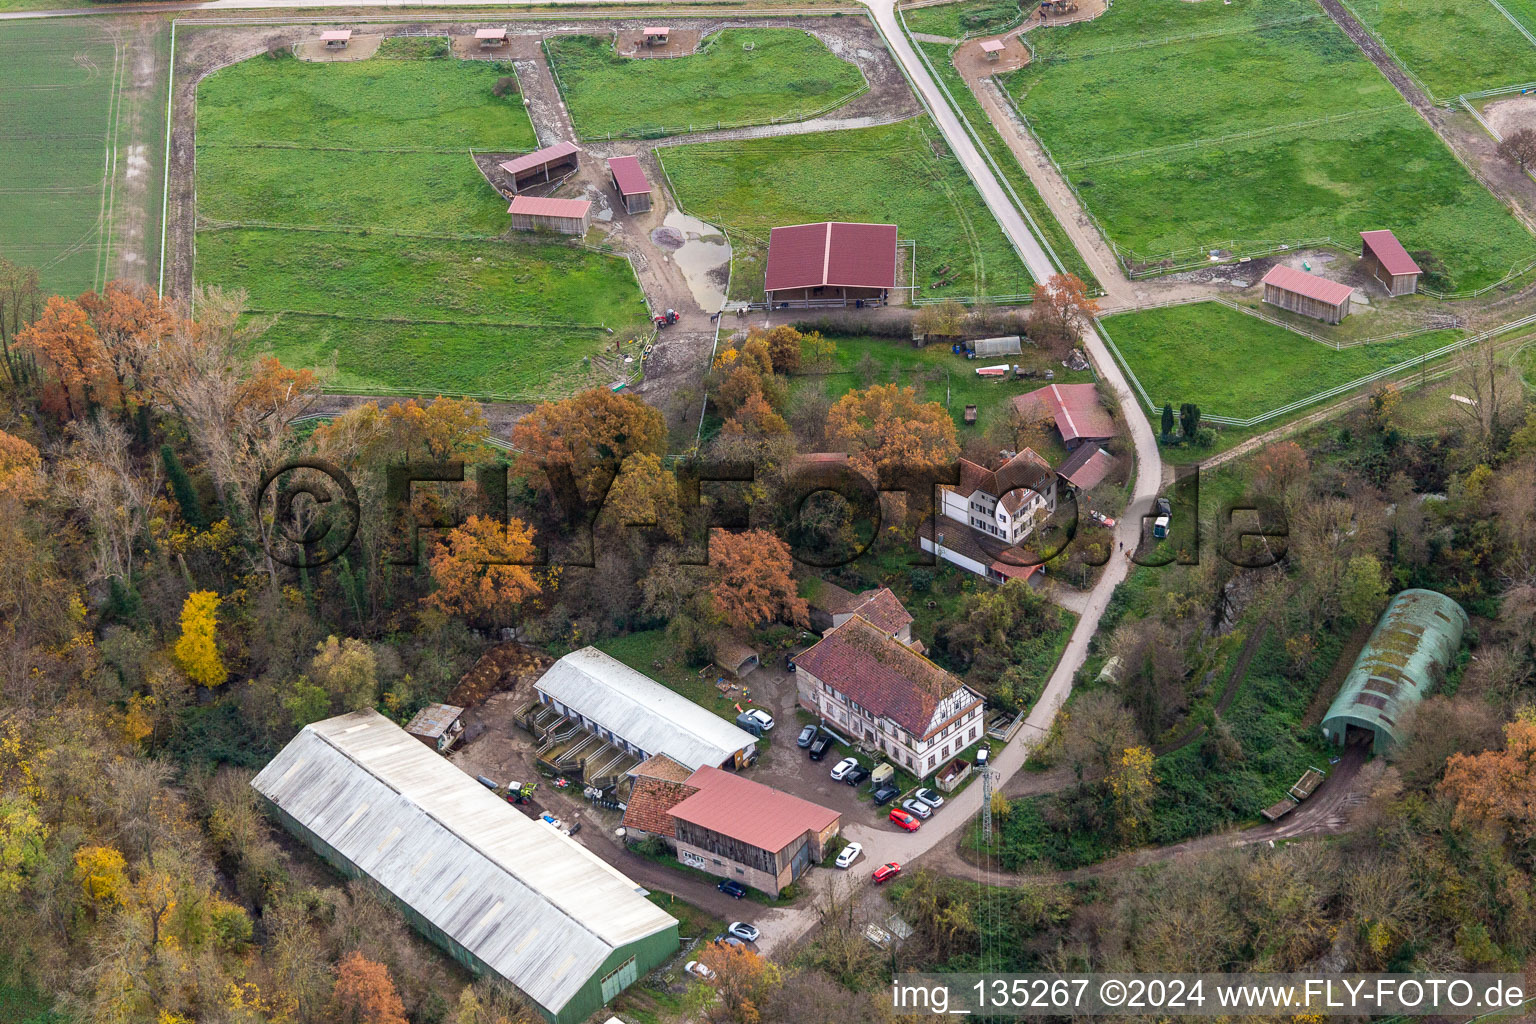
[981,762,994,842]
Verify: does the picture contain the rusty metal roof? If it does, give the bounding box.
[1011,383,1115,445]
[764,222,899,292]
[1262,264,1354,306]
[404,703,462,739]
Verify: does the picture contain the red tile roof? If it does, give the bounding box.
[793,616,978,737]
[507,195,591,219]
[668,766,840,853]
[1057,445,1115,490]
[608,156,650,197]
[1360,230,1421,277]
[953,448,1054,513]
[622,775,696,837]
[1012,384,1115,446]
[500,142,579,176]
[1261,265,1354,307]
[847,588,913,637]
[629,753,694,783]
[764,222,898,293]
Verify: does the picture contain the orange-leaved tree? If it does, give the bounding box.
[1028,272,1099,357]
[1440,714,1536,844]
[698,942,783,1024]
[78,280,177,410]
[427,515,546,626]
[825,383,958,479]
[0,430,43,507]
[706,529,807,630]
[331,951,408,1024]
[510,388,666,498]
[17,294,107,419]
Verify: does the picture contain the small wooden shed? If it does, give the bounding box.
[404,703,465,752]
[643,26,670,46]
[498,141,580,194]
[475,27,508,48]
[1359,230,1421,297]
[608,155,653,214]
[320,30,352,48]
[1261,264,1352,323]
[980,39,1005,62]
[507,195,592,235]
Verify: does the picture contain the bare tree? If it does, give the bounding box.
[1450,333,1520,452]
[1499,126,1536,169]
[57,418,162,583]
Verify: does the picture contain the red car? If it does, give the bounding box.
[889,808,921,831]
[872,862,902,885]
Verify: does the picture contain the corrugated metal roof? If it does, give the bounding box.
[475,28,507,39]
[1322,589,1466,751]
[405,703,462,740]
[251,711,676,1016]
[669,766,840,853]
[500,142,580,176]
[1058,445,1115,490]
[535,648,759,769]
[643,26,670,34]
[1011,383,1115,445]
[320,30,352,41]
[608,156,651,197]
[764,222,898,292]
[1262,264,1354,306]
[979,39,1006,52]
[507,195,592,218]
[1360,230,1421,277]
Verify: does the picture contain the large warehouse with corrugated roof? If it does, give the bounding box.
[251,711,679,1024]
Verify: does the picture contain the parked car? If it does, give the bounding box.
[740,708,774,731]
[914,787,944,809]
[872,782,900,805]
[835,842,863,869]
[889,808,921,831]
[829,757,860,781]
[1088,509,1116,528]
[809,735,833,760]
[717,879,747,899]
[785,654,796,673]
[842,765,870,786]
[975,745,990,767]
[684,961,716,981]
[797,724,818,748]
[1155,496,1172,517]
[728,922,760,943]
[872,862,902,885]
[901,798,932,820]
[713,934,744,949]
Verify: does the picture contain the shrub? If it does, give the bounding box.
[493,75,519,98]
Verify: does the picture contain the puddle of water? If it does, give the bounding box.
[662,208,731,312]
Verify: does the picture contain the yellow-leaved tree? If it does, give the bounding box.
[174,590,227,687]
[73,844,128,906]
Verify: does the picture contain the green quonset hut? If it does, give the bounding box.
[252,710,679,1024]
[1321,589,1468,753]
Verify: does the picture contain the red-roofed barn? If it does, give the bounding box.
[1261,264,1353,323]
[764,221,898,307]
[1010,382,1116,450]
[499,142,580,194]
[1360,230,1421,297]
[667,766,841,895]
[607,156,652,215]
[507,195,591,235]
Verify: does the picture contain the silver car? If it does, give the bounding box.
[914,787,945,809]
[901,798,932,820]
[728,921,760,943]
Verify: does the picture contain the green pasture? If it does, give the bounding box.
[0,20,124,294]
[903,0,1027,40]
[1101,301,1461,419]
[1002,0,1536,289]
[659,118,1032,302]
[545,29,867,138]
[194,43,643,397]
[1344,0,1536,99]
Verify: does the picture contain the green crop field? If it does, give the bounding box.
[196,43,646,399]
[659,118,1032,302]
[545,29,867,138]
[549,28,866,138]
[1344,0,1536,99]
[904,0,1026,40]
[1102,301,1460,419]
[0,20,127,294]
[1002,0,1536,290]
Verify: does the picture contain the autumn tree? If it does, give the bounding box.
[16,294,106,419]
[758,324,805,374]
[57,417,163,582]
[331,951,409,1024]
[1500,126,1536,169]
[706,528,808,629]
[1253,440,1309,498]
[1057,690,1141,781]
[0,257,44,387]
[1339,554,1388,624]
[913,298,967,338]
[0,795,47,899]
[78,279,177,412]
[0,430,44,507]
[174,590,228,687]
[799,330,836,372]
[1028,272,1099,356]
[308,636,379,713]
[598,452,685,542]
[1440,713,1536,844]
[724,391,790,439]
[825,383,959,478]
[427,515,545,626]
[698,943,783,1024]
[510,388,666,498]
[1108,745,1157,841]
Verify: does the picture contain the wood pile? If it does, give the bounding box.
[447,643,553,708]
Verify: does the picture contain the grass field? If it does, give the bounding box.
[1002,0,1536,290]
[903,0,1027,40]
[1344,0,1536,99]
[913,39,1099,291]
[197,44,646,398]
[1102,301,1461,419]
[0,984,62,1024]
[546,28,867,138]
[659,118,1032,302]
[0,20,126,294]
